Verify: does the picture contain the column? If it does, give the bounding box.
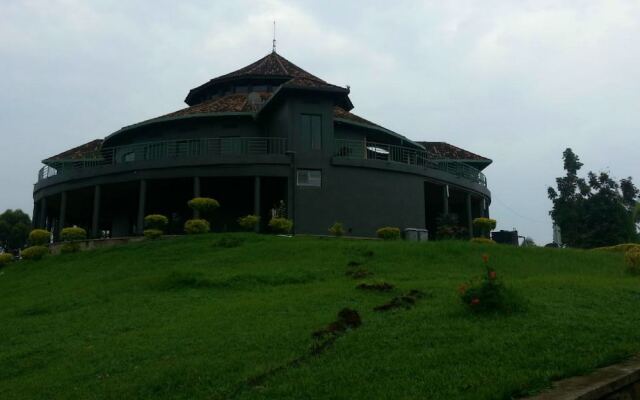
[137,179,146,235]
[442,185,449,215]
[253,176,261,233]
[39,197,47,229]
[91,185,101,238]
[466,193,473,238]
[193,176,201,219]
[58,191,67,237]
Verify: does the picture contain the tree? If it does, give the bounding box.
[0,209,32,251]
[521,237,537,247]
[548,149,638,248]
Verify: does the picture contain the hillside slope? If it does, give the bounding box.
[0,234,638,399]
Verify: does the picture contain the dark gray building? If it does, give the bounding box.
[33,51,491,239]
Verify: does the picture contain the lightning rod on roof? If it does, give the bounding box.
[272,20,276,53]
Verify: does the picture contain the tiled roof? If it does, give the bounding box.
[417,141,490,162]
[44,139,103,162]
[333,107,381,128]
[162,92,273,118]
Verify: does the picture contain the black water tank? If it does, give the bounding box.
[491,230,519,245]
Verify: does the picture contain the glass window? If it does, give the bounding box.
[297,169,322,187]
[122,151,135,162]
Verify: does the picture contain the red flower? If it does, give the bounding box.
[471,298,480,305]
[489,271,497,280]
[482,254,489,264]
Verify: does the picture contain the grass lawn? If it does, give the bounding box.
[0,233,638,399]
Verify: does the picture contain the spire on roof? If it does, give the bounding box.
[272,21,277,53]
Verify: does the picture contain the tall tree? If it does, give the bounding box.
[0,209,32,251]
[548,149,638,248]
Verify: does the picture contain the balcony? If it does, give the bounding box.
[334,139,487,187]
[38,137,288,182]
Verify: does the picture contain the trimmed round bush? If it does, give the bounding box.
[472,218,497,238]
[28,229,50,246]
[625,247,640,275]
[268,217,293,234]
[144,214,169,231]
[144,229,164,239]
[184,219,210,234]
[22,246,48,261]
[60,226,87,242]
[187,197,220,216]
[237,215,260,231]
[0,253,13,268]
[376,227,400,240]
[470,237,497,245]
[329,222,345,237]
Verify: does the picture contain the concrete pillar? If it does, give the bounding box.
[39,197,47,229]
[466,193,473,238]
[253,176,261,232]
[442,185,449,215]
[137,179,146,235]
[91,185,101,238]
[193,176,201,219]
[58,191,67,237]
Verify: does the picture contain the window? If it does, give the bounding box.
[122,151,135,162]
[301,114,322,150]
[297,169,322,187]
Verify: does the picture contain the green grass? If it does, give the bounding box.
[0,234,638,399]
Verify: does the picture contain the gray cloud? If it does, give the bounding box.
[2,0,639,244]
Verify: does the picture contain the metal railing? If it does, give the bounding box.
[334,139,487,186]
[38,137,288,182]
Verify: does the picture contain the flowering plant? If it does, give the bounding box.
[459,254,519,314]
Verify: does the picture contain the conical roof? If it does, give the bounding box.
[185,51,349,106]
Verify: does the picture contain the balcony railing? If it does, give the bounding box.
[334,139,487,186]
[38,137,288,182]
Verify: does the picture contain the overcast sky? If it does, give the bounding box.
[1,0,639,244]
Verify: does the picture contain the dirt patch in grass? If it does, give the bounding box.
[213,236,245,249]
[374,290,426,311]
[356,281,394,292]
[345,267,372,279]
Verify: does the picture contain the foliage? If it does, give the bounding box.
[144,214,169,231]
[458,254,521,314]
[144,229,164,240]
[60,242,81,254]
[435,213,467,240]
[3,235,640,399]
[28,229,50,246]
[0,209,32,250]
[472,217,496,238]
[548,148,639,248]
[237,215,260,231]
[521,237,537,247]
[0,253,13,268]
[470,237,496,245]
[625,247,640,275]
[328,222,345,237]
[376,227,400,240]
[187,197,220,220]
[184,219,210,235]
[268,217,293,234]
[60,227,87,242]
[21,245,48,261]
[592,243,640,252]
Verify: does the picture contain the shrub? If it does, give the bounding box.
[22,246,48,261]
[187,197,220,218]
[144,214,169,231]
[436,213,467,240]
[0,253,13,268]
[470,237,497,245]
[28,229,50,246]
[472,217,497,238]
[144,229,164,240]
[376,227,400,240]
[237,215,260,231]
[60,226,87,242]
[184,219,210,234]
[625,247,640,275]
[458,254,522,314]
[268,217,293,234]
[328,222,345,237]
[60,242,81,254]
